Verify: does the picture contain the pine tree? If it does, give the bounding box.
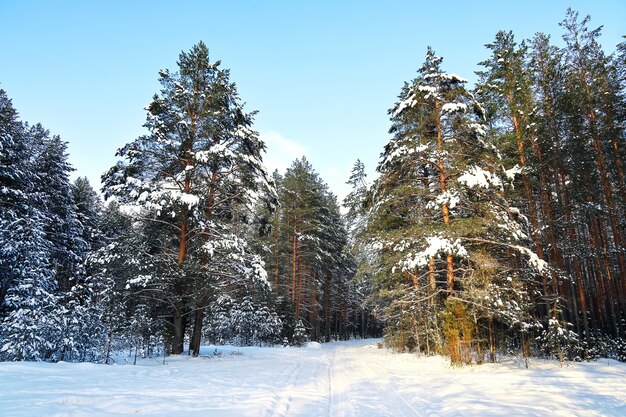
[102,42,274,355]
[258,158,365,342]
[343,160,380,340]
[344,159,369,232]
[475,31,562,318]
[559,10,626,338]
[369,48,544,364]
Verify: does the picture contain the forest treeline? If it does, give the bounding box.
[0,9,624,365]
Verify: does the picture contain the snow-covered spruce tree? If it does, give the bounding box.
[123,303,161,363]
[292,320,307,346]
[29,128,98,361]
[536,316,581,363]
[102,42,274,356]
[0,91,59,360]
[368,48,544,365]
[229,295,281,346]
[82,200,135,363]
[0,89,31,311]
[61,177,108,361]
[0,216,58,361]
[31,129,88,294]
[73,177,103,251]
[203,294,282,346]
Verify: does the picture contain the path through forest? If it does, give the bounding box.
[0,339,624,416]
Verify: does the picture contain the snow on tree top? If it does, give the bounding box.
[503,164,523,181]
[178,192,200,208]
[514,245,549,273]
[427,190,460,211]
[423,73,468,83]
[399,235,468,271]
[417,85,437,99]
[468,123,486,136]
[234,125,255,139]
[380,142,428,168]
[441,102,468,114]
[392,90,418,117]
[458,166,503,190]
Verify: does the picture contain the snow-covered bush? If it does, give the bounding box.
[536,318,580,362]
[582,332,626,362]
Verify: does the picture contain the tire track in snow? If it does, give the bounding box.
[328,347,353,417]
[327,349,336,417]
[328,342,423,417]
[264,358,302,417]
[358,354,425,417]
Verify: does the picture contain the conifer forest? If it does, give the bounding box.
[2,9,626,369]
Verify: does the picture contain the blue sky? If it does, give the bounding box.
[1,0,624,200]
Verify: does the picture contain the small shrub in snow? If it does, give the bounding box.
[583,332,626,362]
[291,320,307,347]
[536,318,580,363]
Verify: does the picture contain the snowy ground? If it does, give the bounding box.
[0,339,625,416]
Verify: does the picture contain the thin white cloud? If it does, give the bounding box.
[260,130,309,174]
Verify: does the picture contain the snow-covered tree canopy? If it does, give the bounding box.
[103,42,275,221]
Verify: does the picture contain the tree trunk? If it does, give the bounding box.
[171,309,186,354]
[488,315,496,363]
[434,85,454,291]
[309,280,320,342]
[324,274,331,342]
[428,257,436,291]
[292,214,297,306]
[189,308,205,357]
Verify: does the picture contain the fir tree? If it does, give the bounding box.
[0,89,31,309]
[72,177,103,251]
[0,90,61,361]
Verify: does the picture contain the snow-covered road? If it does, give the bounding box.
[0,339,625,416]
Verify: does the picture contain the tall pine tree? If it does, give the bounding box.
[102,42,274,355]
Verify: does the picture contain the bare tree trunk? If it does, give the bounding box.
[324,274,331,342]
[171,308,186,354]
[488,315,496,363]
[292,214,297,306]
[189,308,205,357]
